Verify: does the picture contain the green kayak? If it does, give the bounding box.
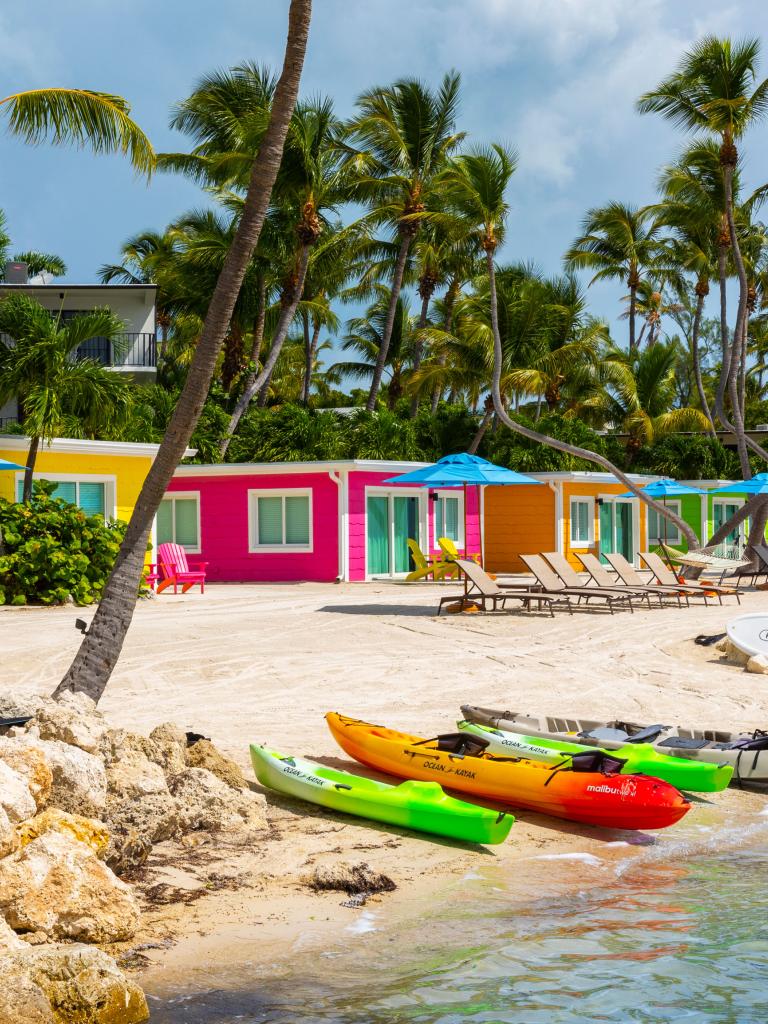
[457,721,733,792]
[249,744,514,845]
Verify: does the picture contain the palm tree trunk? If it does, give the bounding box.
[365,233,412,412]
[430,278,458,414]
[53,0,312,702]
[21,435,39,503]
[301,310,312,406]
[738,314,748,424]
[221,242,311,454]
[468,406,492,454]
[409,291,431,418]
[303,319,321,405]
[744,496,768,569]
[250,274,267,368]
[722,162,752,477]
[486,248,699,551]
[691,287,716,437]
[628,281,637,353]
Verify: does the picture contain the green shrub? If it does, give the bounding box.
[0,481,128,606]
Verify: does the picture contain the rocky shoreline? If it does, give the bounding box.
[0,690,269,1023]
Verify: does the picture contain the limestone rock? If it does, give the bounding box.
[0,832,139,942]
[104,793,184,876]
[0,944,149,1024]
[715,638,729,653]
[0,914,23,952]
[0,759,36,823]
[12,738,108,818]
[34,693,106,754]
[0,690,45,719]
[721,639,750,667]
[747,654,768,674]
[0,739,53,810]
[148,722,187,774]
[169,767,268,833]
[0,808,18,860]
[186,739,247,790]
[307,861,396,896]
[16,809,110,858]
[106,750,168,801]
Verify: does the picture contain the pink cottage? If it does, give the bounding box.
[160,460,482,582]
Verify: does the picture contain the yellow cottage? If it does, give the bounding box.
[484,471,658,573]
[0,435,191,530]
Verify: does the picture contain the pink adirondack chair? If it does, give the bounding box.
[152,542,208,594]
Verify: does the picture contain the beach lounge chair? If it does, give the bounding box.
[405,539,457,582]
[603,552,697,606]
[576,552,666,608]
[519,554,634,614]
[542,551,655,610]
[640,551,740,605]
[437,559,571,617]
[438,537,482,565]
[153,542,208,594]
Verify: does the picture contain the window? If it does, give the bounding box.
[435,493,462,543]
[648,501,681,545]
[248,490,312,551]
[17,478,106,519]
[157,493,200,552]
[570,498,594,545]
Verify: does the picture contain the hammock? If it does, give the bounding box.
[660,543,751,571]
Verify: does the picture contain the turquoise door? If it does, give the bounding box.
[366,496,390,575]
[713,502,742,558]
[599,502,614,564]
[616,502,633,561]
[367,494,420,576]
[599,501,633,562]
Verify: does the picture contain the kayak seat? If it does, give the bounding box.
[578,727,629,743]
[624,724,671,744]
[658,737,710,750]
[431,733,490,757]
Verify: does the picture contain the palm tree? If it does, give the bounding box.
[55,0,313,701]
[334,290,417,410]
[1,89,153,174]
[564,203,667,352]
[344,72,465,410]
[598,343,712,462]
[219,97,348,450]
[446,144,699,549]
[638,35,768,474]
[0,296,132,500]
[10,252,67,281]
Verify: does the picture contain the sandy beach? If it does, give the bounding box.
[3,581,768,992]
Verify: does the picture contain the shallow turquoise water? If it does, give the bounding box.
[146,836,768,1023]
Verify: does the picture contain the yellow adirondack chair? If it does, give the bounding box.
[405,539,458,582]
[438,536,482,566]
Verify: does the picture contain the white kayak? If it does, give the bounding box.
[726,614,768,658]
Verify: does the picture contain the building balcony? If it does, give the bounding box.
[0,332,157,374]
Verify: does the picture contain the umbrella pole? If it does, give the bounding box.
[464,482,468,559]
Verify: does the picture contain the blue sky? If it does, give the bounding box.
[2,0,767,351]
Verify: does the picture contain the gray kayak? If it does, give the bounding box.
[460,704,768,788]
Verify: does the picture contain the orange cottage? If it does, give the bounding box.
[483,472,657,573]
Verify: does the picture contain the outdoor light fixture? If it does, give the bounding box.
[75,618,90,636]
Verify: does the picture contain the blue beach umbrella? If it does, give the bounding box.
[385,453,541,560]
[712,472,768,495]
[0,459,24,471]
[617,478,706,548]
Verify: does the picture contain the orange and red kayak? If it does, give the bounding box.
[326,713,690,830]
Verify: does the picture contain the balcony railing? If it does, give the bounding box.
[74,333,157,368]
[0,416,18,429]
[0,332,157,369]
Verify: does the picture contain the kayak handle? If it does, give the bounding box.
[334,783,353,791]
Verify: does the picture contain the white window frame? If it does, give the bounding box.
[248,488,313,553]
[14,472,116,521]
[569,496,595,546]
[158,491,201,554]
[365,486,428,579]
[434,489,465,548]
[647,499,682,546]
